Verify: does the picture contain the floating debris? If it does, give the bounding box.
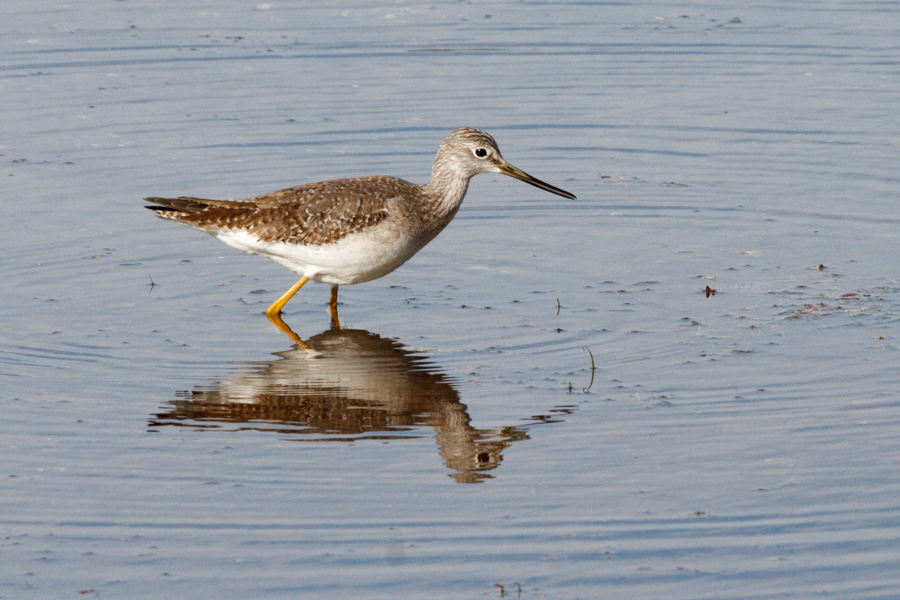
[583,346,595,393]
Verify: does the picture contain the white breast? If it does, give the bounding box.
[208,222,431,285]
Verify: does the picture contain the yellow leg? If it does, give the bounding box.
[329,285,340,328]
[266,276,309,317]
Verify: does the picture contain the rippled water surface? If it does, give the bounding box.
[2,2,899,598]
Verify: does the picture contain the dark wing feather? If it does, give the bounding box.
[145,197,252,213]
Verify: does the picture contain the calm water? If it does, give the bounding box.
[2,1,899,598]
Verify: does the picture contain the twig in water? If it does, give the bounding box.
[583,346,596,393]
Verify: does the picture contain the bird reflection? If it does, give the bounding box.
[150,326,574,483]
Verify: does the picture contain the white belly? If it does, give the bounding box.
[207,223,429,285]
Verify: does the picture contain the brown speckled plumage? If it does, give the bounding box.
[145,176,425,246]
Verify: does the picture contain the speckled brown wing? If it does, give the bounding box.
[146,175,422,246]
[248,176,417,245]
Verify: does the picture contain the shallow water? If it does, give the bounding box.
[3,2,899,598]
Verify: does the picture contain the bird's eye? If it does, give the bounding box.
[474,148,488,158]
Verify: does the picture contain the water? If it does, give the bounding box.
[2,1,899,598]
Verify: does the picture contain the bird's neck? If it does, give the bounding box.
[424,163,471,220]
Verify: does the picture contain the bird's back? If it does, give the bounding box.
[146,175,425,246]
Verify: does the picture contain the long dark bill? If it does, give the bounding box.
[500,163,576,199]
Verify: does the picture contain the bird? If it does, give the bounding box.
[145,127,575,334]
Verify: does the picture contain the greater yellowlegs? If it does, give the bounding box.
[146,127,575,332]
